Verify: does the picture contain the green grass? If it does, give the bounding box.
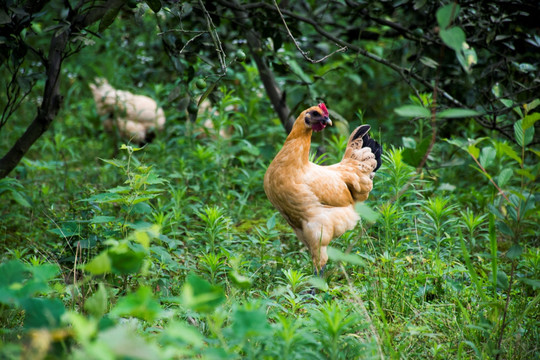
[1,62,538,360]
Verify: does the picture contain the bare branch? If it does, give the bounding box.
[198,0,227,74]
[272,0,347,63]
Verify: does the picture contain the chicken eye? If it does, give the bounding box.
[311,111,320,117]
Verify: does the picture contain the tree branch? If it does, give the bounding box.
[227,0,295,132]
[0,0,126,179]
[217,1,524,141]
[272,0,347,64]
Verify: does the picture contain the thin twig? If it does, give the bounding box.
[272,0,347,63]
[178,32,206,55]
[198,0,227,73]
[469,153,512,204]
[158,29,207,35]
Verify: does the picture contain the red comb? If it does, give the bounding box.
[318,103,329,116]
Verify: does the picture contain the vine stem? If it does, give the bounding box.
[468,153,512,204]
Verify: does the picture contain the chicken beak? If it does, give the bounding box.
[325,117,333,126]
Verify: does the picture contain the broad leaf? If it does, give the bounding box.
[181,274,225,313]
[355,202,380,223]
[437,108,482,118]
[84,252,112,275]
[506,244,522,260]
[479,146,496,168]
[111,286,163,322]
[436,3,460,29]
[98,5,121,33]
[467,144,480,159]
[497,168,513,187]
[402,136,431,167]
[85,283,109,318]
[514,119,534,147]
[522,112,540,130]
[440,27,466,52]
[230,307,271,340]
[496,142,522,165]
[22,298,65,328]
[145,0,162,13]
[327,247,365,266]
[394,105,430,118]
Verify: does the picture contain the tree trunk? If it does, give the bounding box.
[0,31,67,179]
[0,0,127,179]
[229,0,295,133]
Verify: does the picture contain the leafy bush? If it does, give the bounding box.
[0,2,538,359]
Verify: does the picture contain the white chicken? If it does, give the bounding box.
[89,78,166,144]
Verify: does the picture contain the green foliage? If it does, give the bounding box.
[0,2,538,359]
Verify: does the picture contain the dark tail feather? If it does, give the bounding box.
[350,125,371,143]
[347,124,383,171]
[363,136,382,171]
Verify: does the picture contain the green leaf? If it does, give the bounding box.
[402,136,417,149]
[394,105,430,118]
[10,190,31,207]
[109,247,146,275]
[459,233,487,302]
[229,270,252,289]
[497,168,513,187]
[307,277,329,291]
[231,307,271,340]
[514,119,534,147]
[81,192,124,204]
[402,136,431,167]
[445,138,466,148]
[496,271,509,290]
[181,274,225,313]
[145,0,162,13]
[84,251,112,275]
[111,286,163,322]
[458,44,477,73]
[522,112,540,130]
[96,323,161,359]
[162,323,204,348]
[526,99,540,112]
[440,27,466,52]
[496,142,522,165]
[506,244,522,260]
[67,312,98,344]
[99,158,127,168]
[85,283,109,318]
[488,204,504,220]
[30,263,60,283]
[99,5,121,33]
[90,216,118,224]
[0,260,28,288]
[197,81,219,107]
[288,59,312,84]
[518,278,540,289]
[327,247,365,266]
[515,168,536,181]
[467,144,480,159]
[22,298,65,328]
[266,213,277,230]
[497,221,514,237]
[355,202,380,223]
[529,149,540,157]
[437,108,482,118]
[436,3,460,29]
[479,146,496,168]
